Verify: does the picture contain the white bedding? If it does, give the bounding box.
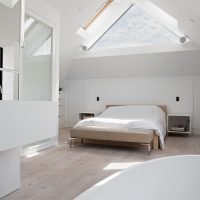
[75,105,166,149]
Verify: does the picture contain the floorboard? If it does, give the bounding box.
[2,129,200,200]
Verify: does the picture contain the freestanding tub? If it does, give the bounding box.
[75,155,200,200]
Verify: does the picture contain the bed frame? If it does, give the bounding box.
[69,105,167,155]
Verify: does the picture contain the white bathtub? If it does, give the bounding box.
[75,155,200,200]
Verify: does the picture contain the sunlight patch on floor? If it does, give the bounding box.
[26,152,40,158]
[103,162,143,170]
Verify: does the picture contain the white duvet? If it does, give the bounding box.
[75,105,166,149]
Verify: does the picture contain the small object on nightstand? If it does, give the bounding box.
[167,114,192,136]
[79,111,100,120]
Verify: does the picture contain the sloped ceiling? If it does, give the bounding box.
[44,0,200,81]
[44,0,105,81]
[149,0,200,19]
[149,0,200,45]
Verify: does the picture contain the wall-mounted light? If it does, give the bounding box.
[0,0,19,8]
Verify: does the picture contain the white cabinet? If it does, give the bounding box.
[167,114,192,136]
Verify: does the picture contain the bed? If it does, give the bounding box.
[70,105,167,154]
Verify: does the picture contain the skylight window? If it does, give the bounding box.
[91,5,180,50]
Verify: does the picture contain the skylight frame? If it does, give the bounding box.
[82,0,114,31]
[76,0,133,50]
[77,0,186,52]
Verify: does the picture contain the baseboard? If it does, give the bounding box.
[21,137,57,157]
[192,128,200,135]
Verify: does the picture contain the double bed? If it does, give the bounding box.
[70,105,167,154]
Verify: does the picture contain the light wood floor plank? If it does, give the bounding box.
[2,129,200,200]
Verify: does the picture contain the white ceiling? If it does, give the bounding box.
[44,0,200,81]
[149,0,200,20]
[149,0,200,45]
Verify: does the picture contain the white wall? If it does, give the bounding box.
[69,50,200,79]
[193,77,200,134]
[65,47,200,134]
[65,76,200,135]
[65,77,198,130]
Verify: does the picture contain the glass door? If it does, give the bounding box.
[0,1,21,100]
[21,15,53,101]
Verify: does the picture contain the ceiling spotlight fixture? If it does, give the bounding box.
[0,0,19,8]
[82,45,88,51]
[179,36,187,43]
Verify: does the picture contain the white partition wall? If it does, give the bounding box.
[0,0,60,198]
[0,101,58,198]
[0,101,58,152]
[21,0,60,155]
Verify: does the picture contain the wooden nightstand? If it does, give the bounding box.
[78,112,100,120]
[167,114,192,136]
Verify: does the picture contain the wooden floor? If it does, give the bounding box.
[2,129,200,200]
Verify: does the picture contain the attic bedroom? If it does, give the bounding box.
[1,0,200,200]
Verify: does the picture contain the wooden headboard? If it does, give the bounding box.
[106,105,167,115]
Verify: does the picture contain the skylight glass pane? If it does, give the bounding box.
[91,5,180,50]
